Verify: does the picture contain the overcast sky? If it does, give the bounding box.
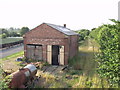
[0,0,119,30]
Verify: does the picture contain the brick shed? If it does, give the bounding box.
[23,23,79,65]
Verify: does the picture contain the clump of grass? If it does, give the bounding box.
[42,73,55,81]
[68,55,82,70]
[68,70,82,75]
[42,62,50,66]
[67,38,111,88]
[38,72,56,88]
[65,76,80,88]
[49,82,64,88]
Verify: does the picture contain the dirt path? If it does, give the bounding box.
[1,57,22,72]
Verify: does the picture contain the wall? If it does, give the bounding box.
[69,35,79,59]
[24,23,70,65]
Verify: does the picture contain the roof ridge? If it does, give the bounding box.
[44,23,66,28]
[44,23,72,30]
[44,23,78,35]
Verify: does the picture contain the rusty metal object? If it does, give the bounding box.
[9,64,37,88]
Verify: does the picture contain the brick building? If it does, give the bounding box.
[23,23,79,65]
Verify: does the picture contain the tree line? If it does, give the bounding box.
[0,27,29,39]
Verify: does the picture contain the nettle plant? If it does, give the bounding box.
[96,19,120,87]
[0,65,10,89]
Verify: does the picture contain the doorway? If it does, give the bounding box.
[52,45,59,65]
[26,44,42,60]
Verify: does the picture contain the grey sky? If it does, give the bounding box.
[0,0,119,30]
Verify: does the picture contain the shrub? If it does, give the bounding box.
[96,19,120,87]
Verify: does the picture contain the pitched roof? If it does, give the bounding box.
[44,23,79,35]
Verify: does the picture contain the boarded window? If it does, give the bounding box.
[27,45,35,60]
[35,46,42,60]
[27,44,42,60]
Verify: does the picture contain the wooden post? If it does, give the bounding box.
[47,45,52,64]
[59,46,64,65]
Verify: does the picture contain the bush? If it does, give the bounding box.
[0,65,10,89]
[96,19,120,87]
[0,33,7,39]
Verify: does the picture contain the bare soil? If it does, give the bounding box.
[1,57,22,72]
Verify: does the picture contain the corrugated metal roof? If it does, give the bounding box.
[44,23,78,35]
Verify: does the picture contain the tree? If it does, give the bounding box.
[9,27,14,31]
[89,26,105,41]
[0,28,9,37]
[0,33,7,39]
[76,29,90,41]
[91,28,96,31]
[9,31,20,37]
[20,27,29,36]
[96,19,120,87]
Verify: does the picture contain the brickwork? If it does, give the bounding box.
[23,23,78,65]
[69,35,79,58]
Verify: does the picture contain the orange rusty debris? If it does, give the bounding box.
[9,64,37,88]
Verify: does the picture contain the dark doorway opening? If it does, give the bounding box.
[52,45,59,65]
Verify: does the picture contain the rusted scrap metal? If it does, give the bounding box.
[8,64,37,88]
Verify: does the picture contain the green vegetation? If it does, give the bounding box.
[88,19,119,87]
[89,26,101,41]
[20,27,29,36]
[36,36,118,88]
[0,65,9,89]
[0,27,29,39]
[75,29,90,42]
[0,33,7,39]
[0,37,23,44]
[0,50,24,89]
[1,36,118,88]
[67,39,107,88]
[95,19,120,87]
[0,19,119,88]
[0,63,13,89]
[35,39,110,88]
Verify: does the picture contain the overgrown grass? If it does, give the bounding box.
[0,51,24,61]
[67,38,110,88]
[0,38,112,88]
[0,51,24,72]
[35,38,110,88]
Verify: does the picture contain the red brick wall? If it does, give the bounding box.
[68,35,79,58]
[24,23,78,65]
[24,23,67,39]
